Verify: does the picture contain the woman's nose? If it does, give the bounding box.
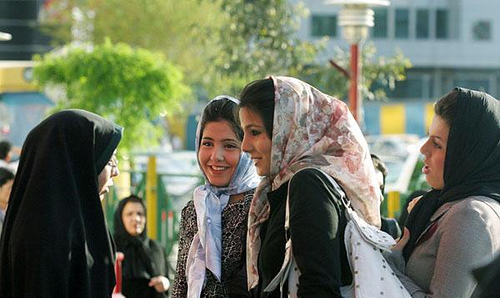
[113,167,120,177]
[211,146,224,161]
[420,139,429,156]
[241,135,251,153]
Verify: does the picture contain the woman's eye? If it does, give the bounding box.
[251,130,261,136]
[201,141,212,147]
[225,143,239,149]
[432,140,442,149]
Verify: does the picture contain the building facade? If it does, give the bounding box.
[0,0,53,60]
[291,0,500,135]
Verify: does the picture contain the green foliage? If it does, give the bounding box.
[300,42,412,100]
[38,0,411,105]
[33,40,190,152]
[40,0,227,98]
[214,0,324,94]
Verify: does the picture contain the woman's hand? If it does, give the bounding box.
[148,275,170,293]
[392,227,410,251]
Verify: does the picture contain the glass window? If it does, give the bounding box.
[372,8,388,38]
[311,15,337,37]
[395,9,409,39]
[453,80,490,93]
[472,21,491,40]
[436,9,448,39]
[416,9,429,39]
[389,78,424,98]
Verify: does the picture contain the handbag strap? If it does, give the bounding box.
[284,168,351,236]
[264,168,352,294]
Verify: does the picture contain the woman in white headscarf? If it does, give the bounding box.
[239,76,382,297]
[171,96,260,298]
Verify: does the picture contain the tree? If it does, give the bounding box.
[33,40,190,152]
[39,0,410,101]
[213,0,322,94]
[40,0,227,97]
[301,42,412,101]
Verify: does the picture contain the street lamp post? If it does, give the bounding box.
[0,31,12,41]
[325,0,389,126]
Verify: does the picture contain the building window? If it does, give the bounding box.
[395,9,409,39]
[436,9,448,39]
[416,9,429,39]
[472,21,491,40]
[311,15,337,37]
[453,79,490,93]
[372,8,388,38]
[389,78,424,99]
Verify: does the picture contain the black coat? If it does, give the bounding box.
[113,196,169,298]
[0,109,122,297]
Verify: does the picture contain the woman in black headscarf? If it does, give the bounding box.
[385,88,500,297]
[113,194,170,298]
[0,109,122,297]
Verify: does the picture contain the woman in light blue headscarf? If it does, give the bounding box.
[172,96,260,298]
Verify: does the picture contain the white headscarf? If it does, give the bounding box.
[186,96,260,297]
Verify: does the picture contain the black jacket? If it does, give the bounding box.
[258,168,351,298]
[0,109,122,297]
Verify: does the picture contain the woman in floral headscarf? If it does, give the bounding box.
[239,77,382,297]
[171,96,260,297]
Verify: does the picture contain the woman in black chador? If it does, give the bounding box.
[114,194,170,298]
[0,109,122,297]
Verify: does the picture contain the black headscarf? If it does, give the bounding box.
[0,109,122,297]
[113,195,166,280]
[404,88,500,260]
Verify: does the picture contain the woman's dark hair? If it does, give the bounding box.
[239,78,275,138]
[0,167,14,187]
[200,98,243,145]
[370,154,388,194]
[434,88,459,126]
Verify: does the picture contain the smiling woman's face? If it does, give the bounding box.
[198,120,242,187]
[239,107,272,177]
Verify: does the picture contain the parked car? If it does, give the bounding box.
[366,134,427,194]
[365,134,421,158]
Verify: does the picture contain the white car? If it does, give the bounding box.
[366,135,425,194]
[365,134,421,159]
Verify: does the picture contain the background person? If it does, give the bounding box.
[114,194,170,298]
[0,109,122,297]
[239,76,382,297]
[0,140,20,173]
[171,96,260,297]
[371,154,402,239]
[386,88,500,297]
[0,167,14,234]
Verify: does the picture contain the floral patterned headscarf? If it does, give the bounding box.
[246,76,383,289]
